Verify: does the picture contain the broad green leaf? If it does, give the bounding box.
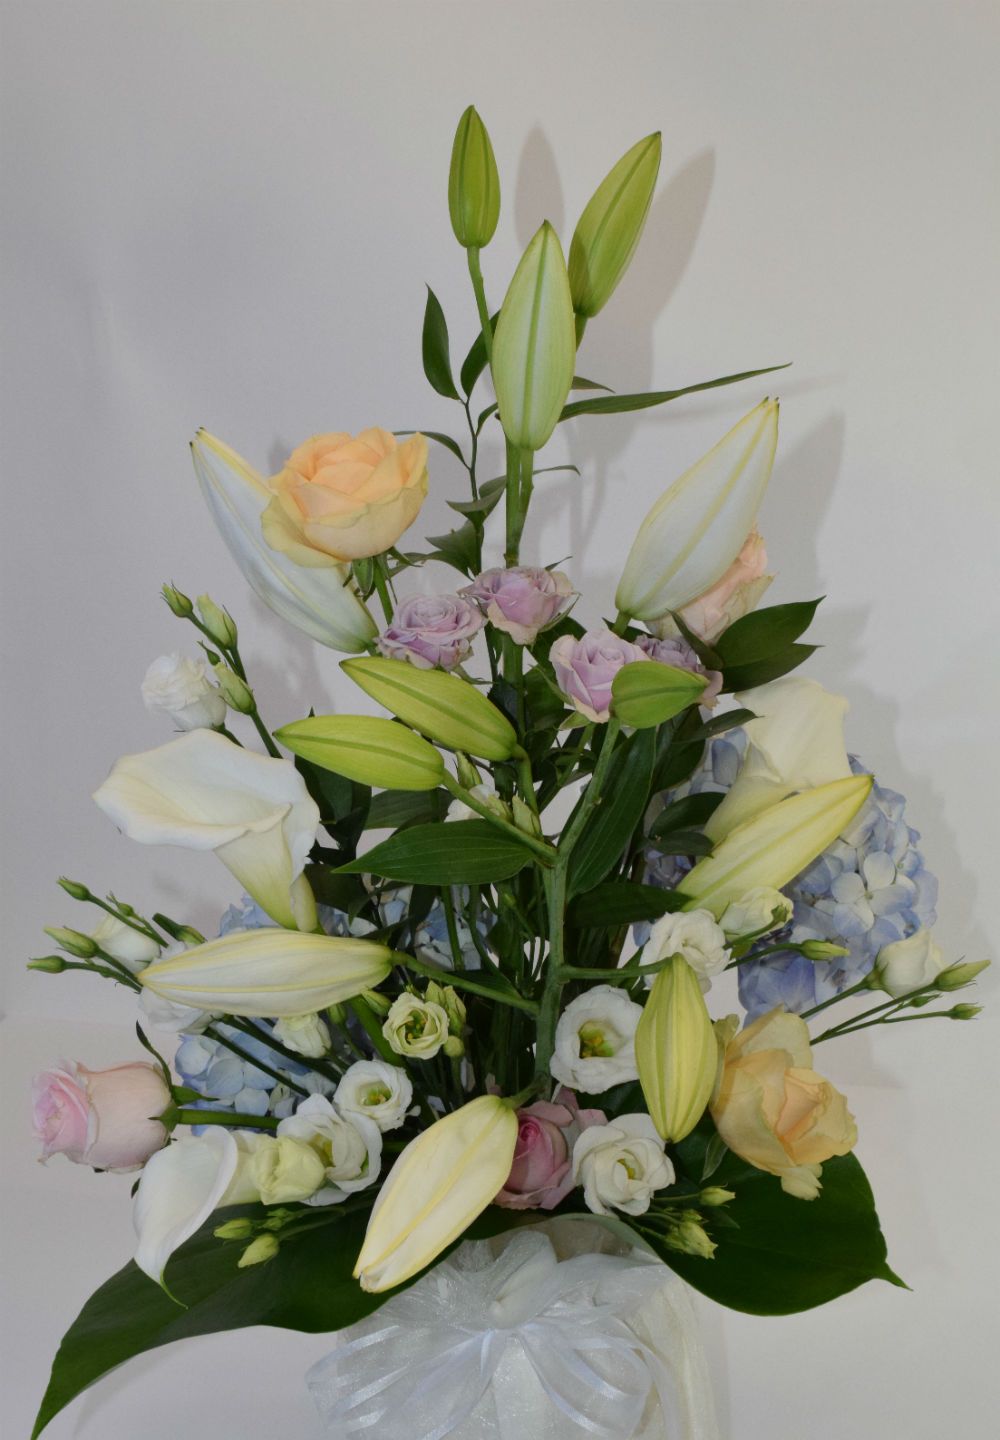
[715,598,823,667]
[568,729,656,897]
[646,828,714,857]
[569,880,688,928]
[570,375,614,392]
[294,756,369,857]
[685,707,756,741]
[459,310,500,395]
[426,520,480,576]
[611,660,707,728]
[365,788,449,830]
[421,286,460,400]
[447,474,507,518]
[722,643,818,692]
[338,820,533,884]
[304,864,368,915]
[648,791,723,838]
[476,401,499,433]
[558,363,789,421]
[395,428,467,466]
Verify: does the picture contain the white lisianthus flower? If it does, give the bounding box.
[719,887,793,940]
[273,1012,330,1059]
[572,1113,675,1217]
[92,914,162,973]
[644,910,730,991]
[549,985,643,1093]
[335,1060,414,1132]
[872,929,947,998]
[141,654,227,731]
[383,994,450,1060]
[249,1134,327,1205]
[446,780,504,822]
[93,729,320,931]
[277,1094,382,1206]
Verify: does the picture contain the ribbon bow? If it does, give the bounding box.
[307,1228,698,1440]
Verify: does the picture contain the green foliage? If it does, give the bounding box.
[421,286,461,400]
[558,363,789,421]
[568,728,656,897]
[338,820,534,884]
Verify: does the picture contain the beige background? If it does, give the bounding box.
[2,1,998,1436]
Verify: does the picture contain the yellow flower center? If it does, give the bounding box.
[579,1021,619,1059]
[363,1084,392,1107]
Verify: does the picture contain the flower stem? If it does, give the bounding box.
[467,247,493,365]
[440,772,555,864]
[176,1107,279,1130]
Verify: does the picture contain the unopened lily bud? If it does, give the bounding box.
[801,940,851,961]
[58,878,92,902]
[238,1233,280,1268]
[492,221,576,450]
[28,955,68,973]
[950,1004,983,1021]
[935,959,990,991]
[341,656,519,762]
[214,1217,255,1240]
[196,594,238,648]
[700,1187,736,1208]
[44,926,98,959]
[276,713,446,792]
[212,663,254,714]
[454,752,482,792]
[512,795,542,838]
[569,132,661,319]
[162,583,194,618]
[354,1095,518,1291]
[635,956,717,1142]
[448,105,500,249]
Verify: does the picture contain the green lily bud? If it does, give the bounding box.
[611,659,707,728]
[492,221,576,450]
[935,959,990,991]
[196,594,238,648]
[635,956,717,1142]
[161,583,194,618]
[700,1187,736,1208]
[569,132,661,319]
[341,656,519,762]
[214,1217,255,1240]
[28,955,68,973]
[950,1004,983,1021]
[448,105,500,249]
[57,877,92,901]
[212,662,254,714]
[44,926,97,959]
[238,1234,280,1268]
[801,940,852,961]
[275,714,446,792]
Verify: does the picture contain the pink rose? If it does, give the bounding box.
[636,633,723,709]
[550,628,649,723]
[377,593,484,670]
[674,528,773,643]
[495,1089,606,1210]
[32,1061,171,1173]
[461,567,576,645]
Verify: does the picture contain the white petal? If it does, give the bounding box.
[133,1129,238,1284]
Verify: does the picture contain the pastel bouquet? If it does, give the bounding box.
[28,110,987,1440]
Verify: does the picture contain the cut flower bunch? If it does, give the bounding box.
[28,109,988,1436]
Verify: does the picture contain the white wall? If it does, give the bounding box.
[2,1,997,1435]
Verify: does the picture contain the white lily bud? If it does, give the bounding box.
[615,400,779,621]
[191,430,377,653]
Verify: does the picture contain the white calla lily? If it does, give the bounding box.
[93,729,320,930]
[138,928,396,1017]
[706,678,852,840]
[133,1128,262,1284]
[615,399,779,621]
[192,430,377,653]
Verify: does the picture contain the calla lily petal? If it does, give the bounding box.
[192,430,377,652]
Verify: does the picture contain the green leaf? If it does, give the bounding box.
[476,401,499,433]
[570,375,614,392]
[568,729,656,897]
[647,828,714,857]
[294,756,370,856]
[659,1149,905,1315]
[715,598,823,667]
[338,819,533,884]
[447,473,507,517]
[303,865,368,914]
[558,363,789,421]
[426,520,480,576]
[723,643,818,692]
[569,880,688,928]
[397,428,467,466]
[685,707,756,741]
[647,791,723,838]
[421,285,460,400]
[459,311,500,395]
[365,789,449,830]
[611,660,707,728]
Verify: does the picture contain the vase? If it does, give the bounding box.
[307,1217,720,1440]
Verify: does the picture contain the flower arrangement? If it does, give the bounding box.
[27,108,987,1437]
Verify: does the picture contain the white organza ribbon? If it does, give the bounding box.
[307,1223,718,1440]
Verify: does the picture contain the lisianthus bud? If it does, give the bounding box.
[214,1217,255,1240]
[720,888,793,939]
[667,1215,717,1259]
[569,132,661,319]
[273,1011,330,1059]
[454,752,482,791]
[460,567,576,645]
[354,1095,518,1291]
[448,105,500,249]
[341,656,519,761]
[58,878,92,901]
[251,1135,327,1205]
[239,1234,280,1268]
[700,1187,736,1207]
[276,714,446,792]
[196,595,238,648]
[512,794,542,837]
[161,583,194,618]
[492,222,576,450]
[871,929,947,998]
[635,956,718,1141]
[935,959,990,991]
[950,1004,983,1020]
[801,940,851,961]
[143,654,228,731]
[28,956,67,973]
[210,662,254,715]
[44,926,97,959]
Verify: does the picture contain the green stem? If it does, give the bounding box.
[799,978,873,1020]
[812,1011,957,1043]
[441,772,555,864]
[504,439,522,567]
[612,610,631,637]
[467,247,493,365]
[176,1107,279,1130]
[225,1018,341,1082]
[84,895,166,947]
[374,561,394,625]
[399,951,538,1014]
[228,641,282,758]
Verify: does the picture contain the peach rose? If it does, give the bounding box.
[262,429,428,564]
[710,1008,857,1199]
[32,1061,171,1173]
[672,528,773,643]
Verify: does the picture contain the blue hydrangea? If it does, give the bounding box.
[644,731,938,1018]
[379,885,490,971]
